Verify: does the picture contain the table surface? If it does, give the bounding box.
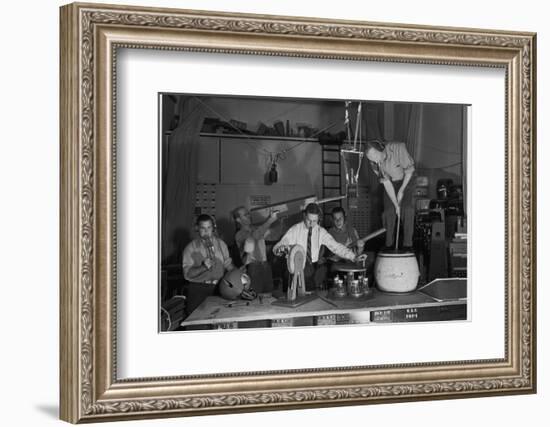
[181,279,467,326]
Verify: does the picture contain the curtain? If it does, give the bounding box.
[360,104,386,231]
[393,103,423,163]
[405,104,422,162]
[162,97,207,265]
[365,103,384,141]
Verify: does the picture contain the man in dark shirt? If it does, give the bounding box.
[326,207,364,261]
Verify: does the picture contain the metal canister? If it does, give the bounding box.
[349,279,363,298]
[334,275,347,297]
[362,276,371,295]
[346,272,354,289]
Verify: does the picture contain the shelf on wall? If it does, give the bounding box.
[199,132,320,143]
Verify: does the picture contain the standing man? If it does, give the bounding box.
[182,214,235,316]
[273,203,366,291]
[233,206,278,293]
[326,207,364,261]
[365,140,415,249]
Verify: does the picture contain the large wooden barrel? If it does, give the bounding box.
[374,250,420,293]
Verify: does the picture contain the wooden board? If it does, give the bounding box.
[181,285,466,327]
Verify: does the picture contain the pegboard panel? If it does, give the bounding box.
[195,183,217,218]
[348,186,371,237]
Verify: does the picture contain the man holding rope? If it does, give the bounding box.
[365,140,416,249]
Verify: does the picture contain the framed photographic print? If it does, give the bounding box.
[60,2,536,423]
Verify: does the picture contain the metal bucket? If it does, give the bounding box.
[375,250,420,293]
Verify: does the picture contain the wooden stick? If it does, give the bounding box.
[250,194,315,212]
[347,227,386,247]
[395,211,401,251]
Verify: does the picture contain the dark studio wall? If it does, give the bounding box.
[161,95,466,268]
[195,97,346,243]
[161,95,347,266]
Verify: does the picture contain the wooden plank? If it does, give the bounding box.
[180,290,466,327]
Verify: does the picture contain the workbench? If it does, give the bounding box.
[180,278,467,329]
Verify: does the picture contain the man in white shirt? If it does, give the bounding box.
[273,203,367,291]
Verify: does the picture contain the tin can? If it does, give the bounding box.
[333,276,347,298]
[349,279,363,298]
[362,277,371,295]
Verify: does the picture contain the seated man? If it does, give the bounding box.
[273,203,366,291]
[326,207,364,262]
[182,214,235,316]
[233,206,278,294]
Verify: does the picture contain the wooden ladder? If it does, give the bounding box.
[321,144,343,226]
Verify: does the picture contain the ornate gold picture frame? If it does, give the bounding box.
[60,2,536,423]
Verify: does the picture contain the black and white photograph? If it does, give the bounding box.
[159,94,468,331]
